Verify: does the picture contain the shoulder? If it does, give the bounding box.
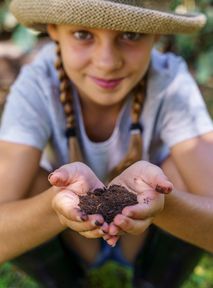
[29,42,58,78]
[11,42,59,100]
[151,49,187,73]
[16,42,58,83]
[150,49,188,84]
[150,49,200,101]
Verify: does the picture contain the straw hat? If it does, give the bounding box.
[10,0,206,34]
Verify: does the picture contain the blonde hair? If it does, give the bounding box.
[55,42,146,182]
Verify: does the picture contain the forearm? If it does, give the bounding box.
[153,189,213,253]
[0,187,65,264]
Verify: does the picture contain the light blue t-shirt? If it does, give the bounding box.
[0,43,212,181]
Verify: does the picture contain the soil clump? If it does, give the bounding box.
[79,184,138,223]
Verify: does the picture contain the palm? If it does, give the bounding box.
[107,161,173,236]
[110,160,172,201]
[49,162,110,240]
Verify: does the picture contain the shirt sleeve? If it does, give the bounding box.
[159,66,213,148]
[0,64,52,150]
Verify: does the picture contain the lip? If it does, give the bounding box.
[90,76,124,89]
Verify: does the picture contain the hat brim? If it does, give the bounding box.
[10,0,206,34]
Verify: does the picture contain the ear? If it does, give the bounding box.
[47,24,59,41]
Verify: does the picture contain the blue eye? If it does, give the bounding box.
[73,30,93,40]
[121,32,144,41]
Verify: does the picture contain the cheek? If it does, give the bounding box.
[61,45,90,74]
[125,52,150,77]
[131,47,152,72]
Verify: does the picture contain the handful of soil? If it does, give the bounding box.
[79,184,138,223]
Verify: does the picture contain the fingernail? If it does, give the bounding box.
[117,219,124,226]
[98,229,105,235]
[155,184,172,194]
[124,211,132,217]
[92,219,101,227]
[103,235,111,241]
[95,220,102,227]
[48,173,54,181]
[110,243,116,248]
[76,211,88,222]
[80,213,88,221]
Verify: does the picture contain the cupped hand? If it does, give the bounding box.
[107,161,173,240]
[49,162,109,239]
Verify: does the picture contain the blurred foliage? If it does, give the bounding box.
[86,261,133,288]
[181,253,213,288]
[163,0,213,86]
[1,254,213,288]
[0,262,39,288]
[0,0,37,51]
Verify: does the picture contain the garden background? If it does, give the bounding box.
[0,0,213,287]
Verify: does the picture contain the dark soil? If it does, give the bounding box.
[79,184,138,223]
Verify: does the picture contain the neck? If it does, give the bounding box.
[80,97,124,142]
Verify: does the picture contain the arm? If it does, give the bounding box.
[106,133,213,252]
[154,184,213,253]
[0,141,64,263]
[0,141,113,263]
[154,132,213,252]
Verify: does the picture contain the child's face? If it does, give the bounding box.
[48,24,157,107]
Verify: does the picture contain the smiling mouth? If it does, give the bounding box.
[90,76,124,89]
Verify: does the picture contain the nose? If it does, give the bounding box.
[94,39,123,72]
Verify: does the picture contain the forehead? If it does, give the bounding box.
[56,24,145,35]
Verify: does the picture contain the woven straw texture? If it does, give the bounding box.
[10,0,206,34]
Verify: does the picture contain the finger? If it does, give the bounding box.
[70,214,105,231]
[79,228,105,239]
[139,161,173,193]
[113,214,153,235]
[122,203,152,219]
[133,170,173,195]
[122,192,164,219]
[155,182,173,194]
[108,222,124,236]
[101,222,109,234]
[59,214,105,232]
[103,234,112,241]
[49,162,104,193]
[49,162,88,187]
[112,161,173,194]
[105,236,120,247]
[48,169,71,187]
[52,191,84,220]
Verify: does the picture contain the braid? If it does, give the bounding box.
[108,80,145,181]
[131,81,145,123]
[55,42,83,162]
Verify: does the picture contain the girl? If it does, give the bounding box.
[0,0,213,287]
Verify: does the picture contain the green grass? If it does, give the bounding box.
[0,262,40,288]
[181,253,213,288]
[0,253,213,288]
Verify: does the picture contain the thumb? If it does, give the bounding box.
[139,161,173,194]
[154,174,173,194]
[48,169,70,187]
[48,163,81,187]
[126,161,173,194]
[48,162,104,192]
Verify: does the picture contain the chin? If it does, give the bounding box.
[95,97,125,107]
